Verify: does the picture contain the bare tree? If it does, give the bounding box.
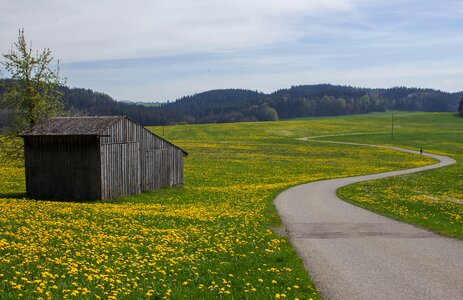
[1,29,65,132]
[1,29,66,163]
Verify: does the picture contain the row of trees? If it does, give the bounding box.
[3,81,462,128]
[147,85,460,125]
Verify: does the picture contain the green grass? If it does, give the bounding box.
[1,112,460,299]
[336,112,463,238]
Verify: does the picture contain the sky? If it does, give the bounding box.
[1,0,463,102]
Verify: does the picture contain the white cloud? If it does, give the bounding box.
[0,0,359,62]
[2,0,463,100]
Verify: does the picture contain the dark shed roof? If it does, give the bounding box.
[19,116,188,156]
[19,116,124,136]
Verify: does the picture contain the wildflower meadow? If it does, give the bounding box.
[1,112,460,299]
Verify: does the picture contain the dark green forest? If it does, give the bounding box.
[1,81,462,128]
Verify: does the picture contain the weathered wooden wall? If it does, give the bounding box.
[100,142,140,200]
[24,136,101,200]
[99,118,184,199]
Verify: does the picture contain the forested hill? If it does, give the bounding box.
[61,84,460,124]
[0,82,461,127]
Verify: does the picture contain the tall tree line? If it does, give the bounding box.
[1,82,462,127]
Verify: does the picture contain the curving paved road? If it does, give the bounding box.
[275,140,463,300]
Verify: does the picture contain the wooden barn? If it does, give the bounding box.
[19,116,188,200]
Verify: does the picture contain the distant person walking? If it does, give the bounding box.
[420,149,423,155]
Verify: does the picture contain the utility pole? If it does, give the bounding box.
[391,113,394,140]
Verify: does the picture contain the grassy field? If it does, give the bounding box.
[336,112,463,238]
[1,112,459,299]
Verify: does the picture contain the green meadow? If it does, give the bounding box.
[0,112,461,299]
[336,112,463,238]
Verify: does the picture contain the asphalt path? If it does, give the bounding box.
[275,140,463,300]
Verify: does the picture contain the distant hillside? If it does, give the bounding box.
[1,81,461,127]
[121,101,164,107]
[59,86,163,125]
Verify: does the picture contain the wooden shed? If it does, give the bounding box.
[19,116,188,200]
